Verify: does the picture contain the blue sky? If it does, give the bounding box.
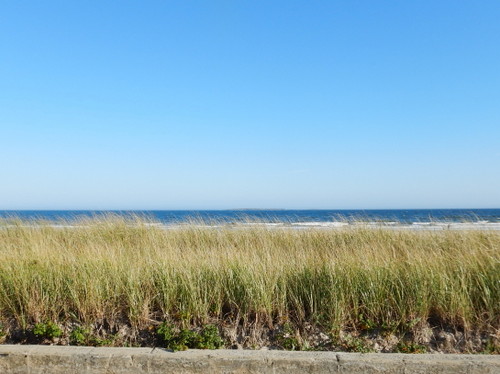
[1,1,499,209]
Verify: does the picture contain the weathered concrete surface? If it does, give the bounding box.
[0,345,499,374]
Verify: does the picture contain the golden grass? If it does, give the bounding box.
[0,216,498,335]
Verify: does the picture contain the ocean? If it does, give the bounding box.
[1,209,499,229]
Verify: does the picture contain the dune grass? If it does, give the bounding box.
[0,216,498,348]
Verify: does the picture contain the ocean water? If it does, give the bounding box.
[0,209,499,227]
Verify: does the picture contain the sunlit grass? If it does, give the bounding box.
[0,216,498,336]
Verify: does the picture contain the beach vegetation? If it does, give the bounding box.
[395,340,427,354]
[483,339,500,354]
[156,322,223,351]
[275,322,301,350]
[32,322,62,341]
[335,334,373,353]
[68,326,113,346]
[69,326,88,346]
[0,216,498,351]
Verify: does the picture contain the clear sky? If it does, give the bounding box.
[1,1,499,210]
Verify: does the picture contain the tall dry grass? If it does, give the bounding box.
[0,216,498,334]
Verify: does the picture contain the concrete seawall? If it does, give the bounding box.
[1,345,499,373]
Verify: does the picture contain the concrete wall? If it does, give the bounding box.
[1,345,499,374]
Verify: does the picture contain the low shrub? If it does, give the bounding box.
[276,323,301,350]
[69,326,114,346]
[156,323,223,351]
[32,322,62,340]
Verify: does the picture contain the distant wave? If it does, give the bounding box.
[4,221,499,231]
[1,209,499,229]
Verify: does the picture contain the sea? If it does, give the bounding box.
[1,209,499,230]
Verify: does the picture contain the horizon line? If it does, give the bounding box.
[1,207,499,211]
